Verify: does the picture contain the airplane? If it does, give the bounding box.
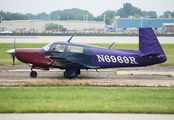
[6,28,167,78]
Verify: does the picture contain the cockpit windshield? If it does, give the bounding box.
[42,43,52,51]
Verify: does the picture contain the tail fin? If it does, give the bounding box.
[139,28,166,59]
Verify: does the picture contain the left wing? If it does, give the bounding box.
[45,56,100,69]
[45,56,66,68]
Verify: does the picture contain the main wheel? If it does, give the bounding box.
[76,69,80,75]
[64,72,73,79]
[30,71,37,78]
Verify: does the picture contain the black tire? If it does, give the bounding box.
[30,71,37,78]
[64,71,66,77]
[64,72,73,79]
[76,69,80,75]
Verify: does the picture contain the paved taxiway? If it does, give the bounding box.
[0,36,174,43]
[1,113,174,120]
[0,66,173,87]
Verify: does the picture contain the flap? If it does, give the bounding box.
[45,56,61,59]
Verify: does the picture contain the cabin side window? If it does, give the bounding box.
[67,45,83,53]
[51,44,65,52]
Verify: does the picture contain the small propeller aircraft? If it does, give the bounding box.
[6,28,167,78]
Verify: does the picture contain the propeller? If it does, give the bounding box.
[12,55,15,65]
[6,38,16,65]
[13,38,15,49]
[13,38,16,65]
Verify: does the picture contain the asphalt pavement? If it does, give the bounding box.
[0,66,174,87]
[0,113,174,120]
[0,36,174,43]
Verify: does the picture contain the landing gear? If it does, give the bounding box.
[76,69,80,76]
[64,71,73,79]
[64,69,81,78]
[64,69,80,79]
[30,71,37,78]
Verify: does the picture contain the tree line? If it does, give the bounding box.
[1,3,174,25]
[0,11,29,21]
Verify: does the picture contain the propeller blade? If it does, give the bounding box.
[6,38,16,65]
[13,38,16,65]
[13,38,16,49]
[13,55,15,65]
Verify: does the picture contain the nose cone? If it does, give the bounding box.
[6,49,15,56]
[15,48,41,64]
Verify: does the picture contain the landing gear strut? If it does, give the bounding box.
[64,69,80,79]
[30,71,37,78]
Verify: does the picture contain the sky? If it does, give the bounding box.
[0,0,174,17]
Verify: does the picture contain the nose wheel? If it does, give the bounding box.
[30,71,37,78]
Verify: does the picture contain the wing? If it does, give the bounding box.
[45,56,66,68]
[45,56,100,69]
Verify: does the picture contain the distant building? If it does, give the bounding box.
[1,20,105,32]
[113,18,174,31]
[163,23,174,34]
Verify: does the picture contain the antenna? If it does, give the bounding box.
[67,35,74,42]
[108,42,115,49]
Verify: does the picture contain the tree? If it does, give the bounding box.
[95,15,103,21]
[53,8,95,21]
[171,12,174,18]
[163,11,172,18]
[102,10,117,18]
[142,11,157,18]
[50,10,62,20]
[26,13,36,20]
[27,8,95,21]
[56,12,75,20]
[117,3,142,18]
[95,10,117,25]
[105,17,113,25]
[45,23,63,30]
[102,10,117,25]
[64,8,92,16]
[0,10,29,21]
[35,12,49,20]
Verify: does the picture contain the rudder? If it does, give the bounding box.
[139,28,166,57]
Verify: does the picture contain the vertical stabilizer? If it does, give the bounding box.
[139,28,165,56]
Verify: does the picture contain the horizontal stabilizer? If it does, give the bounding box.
[140,53,159,58]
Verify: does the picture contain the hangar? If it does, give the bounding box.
[1,18,174,34]
[1,20,105,32]
[163,23,174,34]
[114,18,174,30]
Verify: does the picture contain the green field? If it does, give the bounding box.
[0,87,174,113]
[0,43,174,65]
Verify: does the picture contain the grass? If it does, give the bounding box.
[1,78,173,88]
[0,43,174,65]
[0,87,174,113]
